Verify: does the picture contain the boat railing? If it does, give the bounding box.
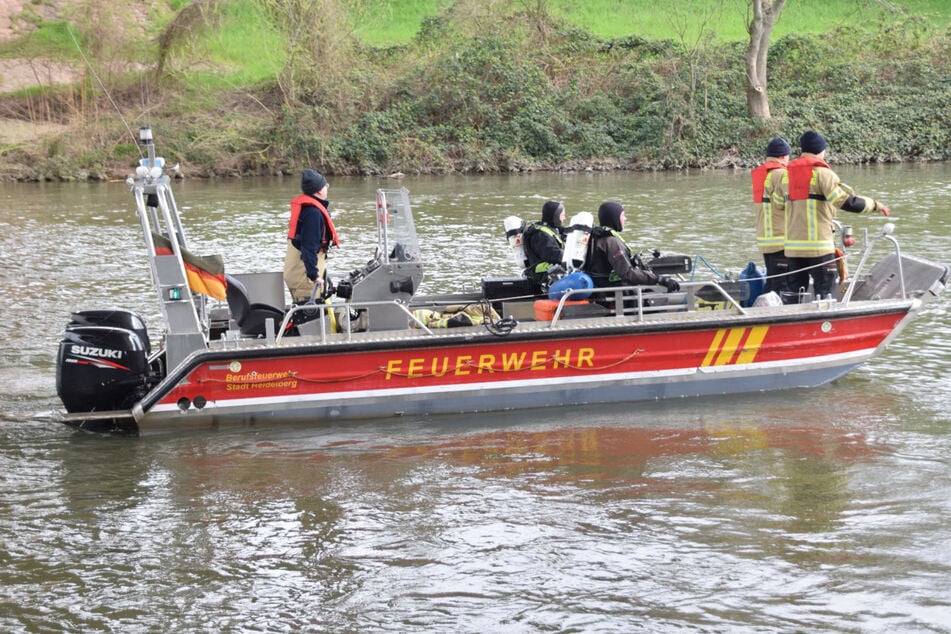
[841,222,905,304]
[547,280,747,326]
[229,221,912,343]
[544,223,910,325]
[274,299,433,344]
[266,281,748,339]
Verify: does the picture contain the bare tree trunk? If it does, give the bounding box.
[745,0,786,119]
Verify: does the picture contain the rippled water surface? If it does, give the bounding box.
[1,163,950,632]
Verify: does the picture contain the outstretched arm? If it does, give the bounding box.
[605,237,657,286]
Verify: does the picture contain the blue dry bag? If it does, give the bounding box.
[548,271,594,300]
[738,261,765,307]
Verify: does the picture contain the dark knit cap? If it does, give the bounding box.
[597,201,624,231]
[766,137,792,157]
[799,131,827,154]
[301,168,328,195]
[541,200,565,227]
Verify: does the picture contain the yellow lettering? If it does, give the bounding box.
[385,359,403,380]
[552,348,571,368]
[455,355,472,375]
[502,352,526,370]
[430,357,450,377]
[383,347,596,380]
[225,371,292,383]
[531,349,548,370]
[477,354,495,374]
[577,347,594,367]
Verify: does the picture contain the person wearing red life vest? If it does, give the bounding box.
[283,169,340,303]
[783,131,890,302]
[752,137,792,294]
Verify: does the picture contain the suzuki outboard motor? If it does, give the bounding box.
[56,310,152,414]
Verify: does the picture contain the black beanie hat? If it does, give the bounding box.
[766,137,792,157]
[541,200,565,227]
[597,201,624,231]
[301,168,328,195]
[799,131,827,154]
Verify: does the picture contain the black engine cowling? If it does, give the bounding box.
[56,310,152,414]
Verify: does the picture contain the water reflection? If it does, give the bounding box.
[161,385,901,537]
[100,394,934,631]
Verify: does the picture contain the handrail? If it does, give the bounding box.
[275,299,433,344]
[547,280,746,326]
[841,222,904,304]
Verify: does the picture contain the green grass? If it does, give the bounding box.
[354,0,951,44]
[147,0,283,86]
[0,20,79,58]
[200,1,284,85]
[5,0,948,73]
[350,0,454,44]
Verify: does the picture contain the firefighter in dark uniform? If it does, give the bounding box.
[284,169,340,303]
[522,200,566,286]
[584,201,680,291]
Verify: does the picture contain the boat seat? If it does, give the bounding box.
[225,274,285,337]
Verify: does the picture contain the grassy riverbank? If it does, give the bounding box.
[1,0,950,180]
[352,0,951,44]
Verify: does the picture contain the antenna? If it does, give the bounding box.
[67,24,143,157]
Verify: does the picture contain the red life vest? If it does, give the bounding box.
[786,156,830,201]
[751,162,785,203]
[288,194,340,248]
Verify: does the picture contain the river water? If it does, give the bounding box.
[1,163,950,632]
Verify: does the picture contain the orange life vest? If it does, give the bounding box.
[751,162,785,202]
[786,156,830,201]
[288,194,340,248]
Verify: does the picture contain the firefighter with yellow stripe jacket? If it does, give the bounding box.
[752,137,792,294]
[783,131,890,302]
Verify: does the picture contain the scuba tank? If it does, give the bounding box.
[561,211,593,271]
[504,216,528,270]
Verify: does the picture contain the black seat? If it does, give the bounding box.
[225,274,285,337]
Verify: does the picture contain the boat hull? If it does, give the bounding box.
[120,301,918,433]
